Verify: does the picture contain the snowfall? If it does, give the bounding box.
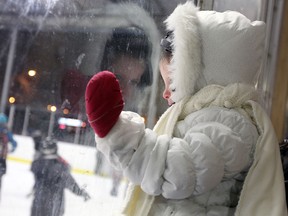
[0,135,127,216]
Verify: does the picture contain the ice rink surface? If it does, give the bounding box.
[0,135,127,216]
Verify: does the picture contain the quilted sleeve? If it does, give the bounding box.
[95,108,257,199]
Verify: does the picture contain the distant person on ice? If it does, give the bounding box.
[0,112,17,201]
[30,136,90,216]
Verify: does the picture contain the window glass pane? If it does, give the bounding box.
[0,1,270,215]
[0,1,181,215]
[213,0,262,21]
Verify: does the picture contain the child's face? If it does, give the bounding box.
[159,58,174,106]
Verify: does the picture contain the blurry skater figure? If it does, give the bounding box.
[26,130,43,198]
[94,149,103,175]
[31,137,90,216]
[85,2,287,216]
[96,26,152,196]
[110,169,123,196]
[31,130,43,160]
[0,113,17,201]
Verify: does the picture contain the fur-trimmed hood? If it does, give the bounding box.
[164,2,266,103]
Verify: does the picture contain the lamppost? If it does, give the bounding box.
[0,29,17,114]
[22,106,30,136]
[8,96,16,130]
[48,105,57,137]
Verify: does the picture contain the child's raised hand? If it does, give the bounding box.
[85,71,124,138]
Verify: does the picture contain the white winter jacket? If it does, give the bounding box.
[95,84,283,215]
[95,2,287,215]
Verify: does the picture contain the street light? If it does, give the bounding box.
[28,69,36,77]
[50,105,57,112]
[8,96,16,104]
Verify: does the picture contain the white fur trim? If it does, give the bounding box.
[163,2,266,103]
[164,2,202,102]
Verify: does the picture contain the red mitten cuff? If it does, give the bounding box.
[85,71,124,138]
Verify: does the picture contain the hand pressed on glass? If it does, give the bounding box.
[85,71,124,138]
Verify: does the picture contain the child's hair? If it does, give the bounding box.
[160,31,173,60]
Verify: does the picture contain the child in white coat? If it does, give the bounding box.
[85,2,287,215]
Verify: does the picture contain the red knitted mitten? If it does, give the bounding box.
[85,71,124,138]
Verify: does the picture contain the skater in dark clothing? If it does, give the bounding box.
[31,137,90,216]
[0,113,17,201]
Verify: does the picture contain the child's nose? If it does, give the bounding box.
[163,87,171,100]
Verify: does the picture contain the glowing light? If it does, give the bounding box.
[59,124,66,130]
[47,105,57,112]
[63,108,69,115]
[58,117,83,127]
[8,97,16,104]
[28,69,36,77]
[50,106,57,112]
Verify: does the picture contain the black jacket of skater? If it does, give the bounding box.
[31,137,90,216]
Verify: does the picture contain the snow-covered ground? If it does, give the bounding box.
[0,135,127,216]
